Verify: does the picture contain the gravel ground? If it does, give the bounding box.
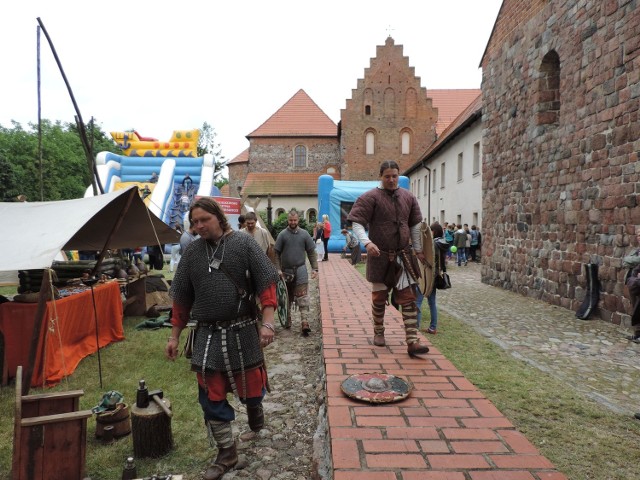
[220,276,327,480]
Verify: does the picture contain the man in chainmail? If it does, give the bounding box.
[165,197,279,480]
[274,209,319,336]
[347,160,430,358]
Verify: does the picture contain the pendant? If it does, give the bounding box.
[210,258,221,270]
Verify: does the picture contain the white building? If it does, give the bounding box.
[405,94,483,230]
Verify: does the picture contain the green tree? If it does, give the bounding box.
[198,122,227,184]
[0,119,117,200]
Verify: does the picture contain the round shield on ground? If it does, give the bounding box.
[418,222,435,297]
[276,277,289,327]
[341,372,412,403]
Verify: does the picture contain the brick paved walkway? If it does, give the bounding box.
[318,256,567,480]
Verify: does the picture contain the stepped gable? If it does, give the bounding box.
[248,89,337,137]
[340,36,439,180]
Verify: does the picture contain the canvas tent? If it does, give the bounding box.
[0,186,180,278]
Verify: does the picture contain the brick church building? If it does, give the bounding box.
[480,0,640,325]
[227,37,478,222]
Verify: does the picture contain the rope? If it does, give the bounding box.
[43,269,69,388]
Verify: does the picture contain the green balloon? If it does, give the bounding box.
[450,246,458,253]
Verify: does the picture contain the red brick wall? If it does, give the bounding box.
[340,37,437,180]
[481,0,640,324]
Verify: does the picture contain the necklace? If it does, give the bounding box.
[206,236,226,272]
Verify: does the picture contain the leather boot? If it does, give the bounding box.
[373,334,386,346]
[247,404,264,432]
[204,441,238,480]
[407,341,429,357]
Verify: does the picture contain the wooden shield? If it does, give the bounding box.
[276,277,289,327]
[418,222,435,297]
[341,372,412,403]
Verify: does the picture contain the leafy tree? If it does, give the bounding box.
[0,119,117,200]
[198,122,228,184]
[0,150,19,201]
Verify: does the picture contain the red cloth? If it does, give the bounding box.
[197,366,267,401]
[0,281,124,387]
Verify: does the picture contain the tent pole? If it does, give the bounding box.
[90,188,137,278]
[23,269,52,395]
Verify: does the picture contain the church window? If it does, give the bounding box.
[294,145,307,168]
[365,131,375,155]
[401,130,411,154]
[364,88,374,116]
[536,50,561,126]
[365,105,371,115]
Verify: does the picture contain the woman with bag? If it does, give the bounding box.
[425,222,449,334]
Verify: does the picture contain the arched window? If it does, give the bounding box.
[294,145,307,168]
[275,208,286,219]
[401,130,411,154]
[536,50,561,126]
[307,209,317,224]
[365,131,375,155]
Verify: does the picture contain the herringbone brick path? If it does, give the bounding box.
[317,256,567,480]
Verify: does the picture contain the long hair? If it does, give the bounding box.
[379,160,400,176]
[189,197,231,232]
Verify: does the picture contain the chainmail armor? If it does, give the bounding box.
[170,232,279,374]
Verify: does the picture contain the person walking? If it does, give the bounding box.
[453,224,468,266]
[242,211,276,264]
[274,209,319,335]
[425,222,448,334]
[341,228,362,265]
[165,197,279,480]
[321,214,331,261]
[469,225,480,262]
[347,160,429,358]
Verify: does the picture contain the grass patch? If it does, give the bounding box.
[355,263,640,479]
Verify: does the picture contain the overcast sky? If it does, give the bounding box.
[1,0,502,161]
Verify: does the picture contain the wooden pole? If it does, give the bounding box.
[36,17,103,195]
[90,187,137,278]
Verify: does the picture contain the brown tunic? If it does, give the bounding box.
[348,187,422,283]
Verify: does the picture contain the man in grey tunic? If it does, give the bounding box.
[348,160,429,357]
[274,209,319,335]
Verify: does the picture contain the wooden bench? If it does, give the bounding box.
[12,365,93,480]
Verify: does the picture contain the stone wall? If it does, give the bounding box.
[248,137,340,174]
[227,162,248,197]
[481,0,640,324]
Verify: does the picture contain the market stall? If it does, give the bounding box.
[0,186,180,389]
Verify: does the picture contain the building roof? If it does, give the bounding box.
[429,89,482,135]
[247,89,337,138]
[219,184,230,196]
[405,93,482,175]
[227,148,249,165]
[242,172,338,196]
